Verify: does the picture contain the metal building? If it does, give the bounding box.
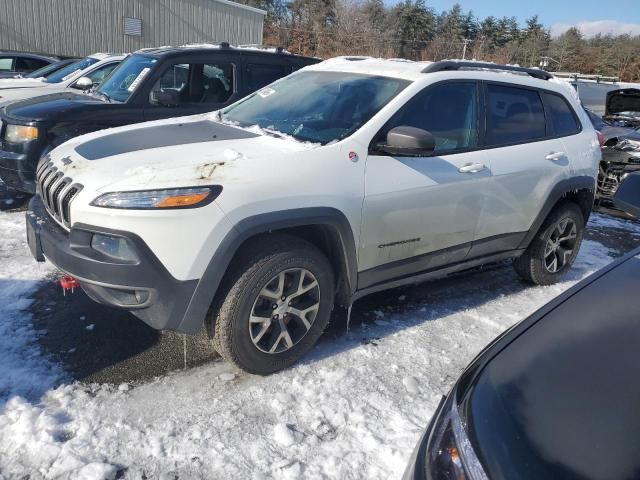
[0,0,266,57]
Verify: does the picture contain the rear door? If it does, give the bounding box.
[473,83,573,256]
[360,81,490,286]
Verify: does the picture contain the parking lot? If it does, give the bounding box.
[1,205,639,478]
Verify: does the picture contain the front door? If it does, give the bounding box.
[359,81,490,289]
[143,60,237,121]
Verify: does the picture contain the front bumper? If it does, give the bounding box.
[0,150,36,193]
[26,195,201,332]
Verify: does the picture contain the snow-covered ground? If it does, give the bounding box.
[0,210,639,479]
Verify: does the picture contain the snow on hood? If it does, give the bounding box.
[47,115,323,193]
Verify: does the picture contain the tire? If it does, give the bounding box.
[514,201,585,285]
[208,234,335,375]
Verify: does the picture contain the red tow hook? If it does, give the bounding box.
[60,276,80,296]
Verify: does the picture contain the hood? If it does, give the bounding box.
[0,78,46,90]
[3,91,106,122]
[46,115,320,192]
[606,88,640,118]
[462,253,640,480]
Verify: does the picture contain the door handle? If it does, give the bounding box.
[545,151,566,161]
[458,163,486,173]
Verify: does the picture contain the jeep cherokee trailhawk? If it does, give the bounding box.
[26,58,601,374]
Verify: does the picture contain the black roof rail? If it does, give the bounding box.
[422,61,553,81]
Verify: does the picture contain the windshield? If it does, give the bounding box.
[221,71,409,144]
[25,61,71,79]
[44,57,99,84]
[97,55,157,103]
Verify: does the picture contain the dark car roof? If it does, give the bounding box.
[0,51,59,62]
[460,250,640,480]
[134,44,318,63]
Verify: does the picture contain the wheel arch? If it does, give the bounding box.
[177,207,358,334]
[519,175,596,250]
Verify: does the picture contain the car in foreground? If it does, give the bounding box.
[26,59,600,374]
[0,44,318,193]
[0,51,59,79]
[403,172,640,480]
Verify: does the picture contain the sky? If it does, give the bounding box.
[390,0,640,37]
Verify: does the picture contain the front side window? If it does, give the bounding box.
[84,62,119,85]
[149,62,234,105]
[45,57,100,84]
[222,71,409,144]
[382,82,479,154]
[97,55,157,102]
[542,92,580,137]
[486,84,546,146]
[15,57,48,73]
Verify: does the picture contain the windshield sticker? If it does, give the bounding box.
[127,67,151,92]
[62,69,81,81]
[258,87,275,98]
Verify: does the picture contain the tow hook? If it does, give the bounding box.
[60,276,80,295]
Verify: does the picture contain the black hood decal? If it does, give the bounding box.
[74,120,259,160]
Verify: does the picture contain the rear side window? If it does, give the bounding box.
[0,57,14,71]
[486,84,546,146]
[542,92,581,136]
[245,63,287,91]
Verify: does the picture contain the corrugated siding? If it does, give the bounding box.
[0,0,264,57]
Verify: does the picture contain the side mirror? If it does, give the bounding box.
[378,126,435,157]
[614,172,640,218]
[154,89,180,107]
[73,76,94,91]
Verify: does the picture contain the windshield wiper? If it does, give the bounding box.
[262,127,286,139]
[95,90,111,103]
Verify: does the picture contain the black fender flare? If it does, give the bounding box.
[177,207,358,333]
[518,175,596,250]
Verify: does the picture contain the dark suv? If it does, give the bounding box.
[0,44,319,193]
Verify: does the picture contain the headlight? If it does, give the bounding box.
[424,393,488,480]
[5,124,39,143]
[91,186,221,209]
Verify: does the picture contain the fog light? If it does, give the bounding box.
[91,234,137,262]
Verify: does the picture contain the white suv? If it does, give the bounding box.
[26,58,601,374]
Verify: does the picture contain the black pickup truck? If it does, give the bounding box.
[0,44,319,193]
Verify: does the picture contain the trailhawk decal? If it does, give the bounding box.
[74,121,259,160]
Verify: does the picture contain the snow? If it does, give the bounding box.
[0,210,639,478]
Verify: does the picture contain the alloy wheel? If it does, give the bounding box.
[544,217,578,273]
[249,268,321,354]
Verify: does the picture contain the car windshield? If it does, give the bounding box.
[221,71,410,144]
[96,54,157,103]
[24,61,70,79]
[44,57,99,84]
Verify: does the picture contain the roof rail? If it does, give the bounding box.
[551,72,620,83]
[422,61,553,81]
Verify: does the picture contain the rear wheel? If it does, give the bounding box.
[514,202,585,285]
[208,235,335,375]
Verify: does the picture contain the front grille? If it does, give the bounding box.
[36,162,83,229]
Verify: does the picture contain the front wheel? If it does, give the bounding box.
[514,202,585,285]
[209,235,335,375]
